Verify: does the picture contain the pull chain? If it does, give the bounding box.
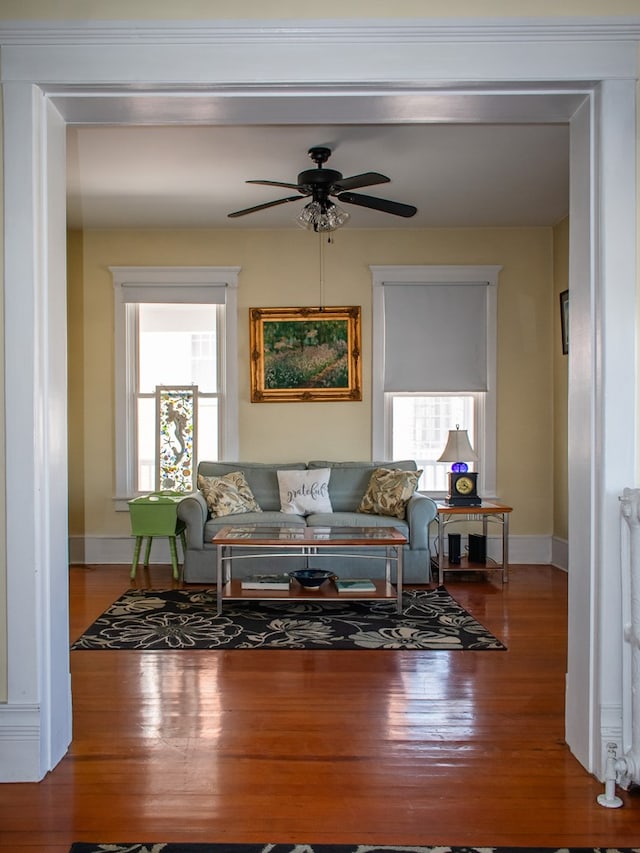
[318,231,325,309]
[317,231,335,309]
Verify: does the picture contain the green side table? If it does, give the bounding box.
[128,493,188,580]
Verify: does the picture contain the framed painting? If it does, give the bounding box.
[249,306,362,402]
[560,289,569,355]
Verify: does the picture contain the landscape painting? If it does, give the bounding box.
[249,306,362,402]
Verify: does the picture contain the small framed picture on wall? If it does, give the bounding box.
[560,289,569,355]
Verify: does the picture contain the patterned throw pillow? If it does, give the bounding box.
[357,467,422,519]
[197,471,262,517]
[277,468,333,515]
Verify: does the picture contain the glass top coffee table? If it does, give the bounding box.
[212,524,407,615]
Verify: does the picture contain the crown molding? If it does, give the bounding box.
[0,17,639,45]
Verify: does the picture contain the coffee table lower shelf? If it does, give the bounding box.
[221,578,398,604]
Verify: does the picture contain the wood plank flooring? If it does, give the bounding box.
[1,563,639,852]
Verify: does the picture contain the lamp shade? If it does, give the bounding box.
[437,426,478,464]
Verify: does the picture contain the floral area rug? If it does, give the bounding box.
[70,586,505,651]
[68,844,640,853]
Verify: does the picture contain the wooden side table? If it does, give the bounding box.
[432,500,513,585]
[128,493,188,580]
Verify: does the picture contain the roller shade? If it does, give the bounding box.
[118,283,227,304]
[110,266,239,306]
[383,282,489,392]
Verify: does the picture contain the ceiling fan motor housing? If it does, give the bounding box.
[297,168,343,189]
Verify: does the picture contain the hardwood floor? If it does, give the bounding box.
[1,564,639,852]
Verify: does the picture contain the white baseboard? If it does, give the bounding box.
[69,535,177,565]
[551,535,568,571]
[70,533,555,566]
[0,703,45,782]
[508,535,552,564]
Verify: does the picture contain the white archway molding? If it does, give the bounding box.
[0,18,637,781]
[0,17,638,85]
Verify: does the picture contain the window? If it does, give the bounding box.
[111,266,239,506]
[390,393,475,491]
[136,304,219,492]
[371,265,500,497]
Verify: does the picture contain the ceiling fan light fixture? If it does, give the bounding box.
[296,200,350,233]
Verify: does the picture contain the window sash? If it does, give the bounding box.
[386,391,477,492]
[131,306,223,494]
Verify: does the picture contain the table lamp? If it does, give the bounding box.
[438,425,481,506]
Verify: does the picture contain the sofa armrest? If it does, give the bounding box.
[177,493,208,550]
[405,493,438,550]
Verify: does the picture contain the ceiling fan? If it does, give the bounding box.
[227,146,417,231]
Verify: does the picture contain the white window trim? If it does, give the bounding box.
[111,265,239,508]
[371,264,500,499]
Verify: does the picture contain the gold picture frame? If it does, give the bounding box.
[249,306,362,403]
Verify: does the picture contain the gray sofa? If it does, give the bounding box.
[177,460,437,583]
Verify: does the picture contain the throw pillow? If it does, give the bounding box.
[277,468,333,516]
[197,471,262,517]
[357,467,422,519]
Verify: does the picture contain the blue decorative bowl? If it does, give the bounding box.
[289,569,336,588]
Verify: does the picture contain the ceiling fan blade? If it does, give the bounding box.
[246,179,305,192]
[332,172,390,192]
[227,196,302,218]
[337,191,417,218]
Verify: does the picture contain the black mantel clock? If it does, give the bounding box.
[445,471,481,507]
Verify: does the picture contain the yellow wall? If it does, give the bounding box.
[553,218,569,542]
[67,230,85,539]
[1,1,638,18]
[68,225,555,541]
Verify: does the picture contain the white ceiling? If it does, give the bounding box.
[66,122,570,230]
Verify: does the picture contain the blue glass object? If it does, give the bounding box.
[451,462,468,472]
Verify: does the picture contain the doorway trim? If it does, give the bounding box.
[0,17,637,781]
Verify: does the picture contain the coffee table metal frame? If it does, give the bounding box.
[213,524,407,615]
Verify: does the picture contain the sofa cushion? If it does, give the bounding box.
[308,460,417,512]
[306,511,409,536]
[277,468,333,515]
[357,467,422,519]
[204,510,306,542]
[198,472,262,517]
[198,461,306,512]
